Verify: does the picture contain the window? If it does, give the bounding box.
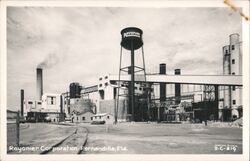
[135,87,138,90]
[232,59,235,64]
[232,86,236,91]
[233,100,236,105]
[104,76,108,79]
[82,117,85,120]
[107,116,110,119]
[232,72,235,75]
[232,45,235,50]
[28,101,33,104]
[99,116,101,119]
[91,117,93,120]
[77,117,79,121]
[99,84,103,87]
[105,82,108,86]
[47,96,56,105]
[225,50,228,54]
[37,102,42,105]
[99,77,102,81]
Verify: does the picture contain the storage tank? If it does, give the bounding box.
[120,27,143,50]
[69,83,82,98]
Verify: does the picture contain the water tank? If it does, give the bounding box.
[69,82,82,98]
[121,27,143,50]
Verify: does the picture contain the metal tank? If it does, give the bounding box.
[69,83,82,99]
[121,27,143,50]
[117,27,146,122]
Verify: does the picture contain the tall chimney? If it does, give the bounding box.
[175,69,181,104]
[159,63,166,102]
[36,68,43,100]
[20,89,24,117]
[158,63,166,122]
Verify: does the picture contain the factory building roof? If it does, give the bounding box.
[72,110,94,115]
[93,113,113,117]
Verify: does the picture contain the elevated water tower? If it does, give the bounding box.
[116,27,148,123]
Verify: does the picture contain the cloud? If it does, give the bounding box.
[6,7,242,111]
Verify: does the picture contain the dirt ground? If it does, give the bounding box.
[8,122,242,154]
[81,122,242,154]
[8,123,76,154]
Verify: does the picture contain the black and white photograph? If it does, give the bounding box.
[0,1,249,161]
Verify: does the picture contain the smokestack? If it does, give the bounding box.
[159,64,166,102]
[175,69,181,104]
[158,63,166,122]
[20,89,24,117]
[36,68,43,100]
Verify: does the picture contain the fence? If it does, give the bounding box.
[7,110,20,151]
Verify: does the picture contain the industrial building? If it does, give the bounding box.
[84,31,243,123]
[22,68,64,122]
[21,27,242,124]
[91,113,115,124]
[219,33,243,121]
[72,111,94,123]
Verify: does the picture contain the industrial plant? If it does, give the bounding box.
[20,28,242,125]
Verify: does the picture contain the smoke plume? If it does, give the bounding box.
[37,52,61,69]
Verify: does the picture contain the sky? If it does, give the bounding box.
[7,7,242,111]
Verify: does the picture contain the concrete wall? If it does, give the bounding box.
[42,93,61,113]
[23,100,42,116]
[99,99,127,121]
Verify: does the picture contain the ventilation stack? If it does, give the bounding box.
[36,68,43,100]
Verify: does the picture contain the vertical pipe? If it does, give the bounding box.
[214,85,219,120]
[67,92,70,115]
[127,66,132,120]
[131,41,135,121]
[141,46,150,120]
[175,69,181,104]
[16,111,20,147]
[59,95,64,122]
[20,89,24,117]
[60,95,63,114]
